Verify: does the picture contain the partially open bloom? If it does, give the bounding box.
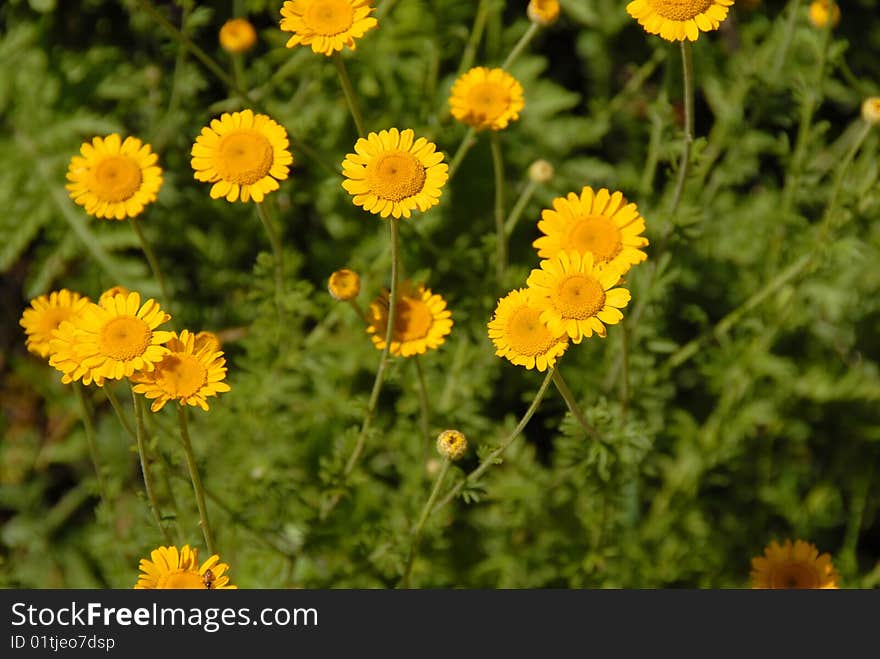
[488,288,569,371]
[626,0,734,41]
[342,128,448,219]
[808,1,840,29]
[528,0,560,26]
[449,67,525,132]
[861,97,880,126]
[436,429,468,461]
[134,545,236,589]
[220,18,258,53]
[20,290,91,359]
[280,0,378,56]
[191,110,293,203]
[750,539,839,589]
[366,281,452,356]
[98,285,130,306]
[66,134,163,220]
[194,330,222,353]
[328,268,361,301]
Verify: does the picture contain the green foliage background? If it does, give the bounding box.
[1,0,879,588]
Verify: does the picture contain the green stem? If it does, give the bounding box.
[73,383,108,506]
[232,53,247,94]
[133,389,173,544]
[129,218,171,311]
[333,53,366,137]
[401,459,450,588]
[669,41,694,217]
[255,201,285,321]
[346,298,370,325]
[551,369,603,441]
[177,406,216,556]
[501,22,540,71]
[458,0,491,75]
[490,132,506,285]
[104,386,135,440]
[771,0,804,80]
[446,127,477,181]
[504,180,537,237]
[414,356,432,448]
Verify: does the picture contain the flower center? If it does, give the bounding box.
[92,155,143,202]
[553,274,606,319]
[98,316,152,361]
[393,297,434,342]
[568,215,623,262]
[304,0,355,35]
[771,563,821,589]
[155,569,209,589]
[646,0,713,20]
[216,130,274,185]
[465,81,510,121]
[506,306,558,356]
[365,151,427,202]
[155,354,208,399]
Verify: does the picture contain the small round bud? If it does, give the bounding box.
[808,1,840,29]
[527,0,560,27]
[219,18,258,54]
[436,429,467,461]
[528,159,555,184]
[328,269,361,301]
[99,285,130,305]
[861,97,880,126]
[194,330,222,352]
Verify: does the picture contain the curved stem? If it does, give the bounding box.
[458,0,491,75]
[333,53,366,137]
[129,218,171,311]
[133,389,173,544]
[504,180,537,237]
[103,385,135,440]
[669,41,694,217]
[255,201,285,322]
[177,406,216,556]
[490,132,506,285]
[401,459,450,588]
[447,126,477,182]
[346,298,370,325]
[552,369,603,441]
[501,22,539,71]
[73,383,108,506]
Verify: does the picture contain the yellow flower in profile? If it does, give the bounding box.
[220,18,258,53]
[98,285,130,306]
[861,97,880,126]
[194,330,222,353]
[66,134,163,220]
[341,128,448,219]
[191,109,293,203]
[449,67,525,132]
[488,288,569,372]
[328,268,361,301]
[527,251,631,342]
[808,1,840,29]
[131,330,230,412]
[134,545,236,589]
[750,539,839,589]
[626,0,733,41]
[280,0,378,56]
[528,0,560,26]
[366,281,453,357]
[533,187,648,275]
[20,290,91,359]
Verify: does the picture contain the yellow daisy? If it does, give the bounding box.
[449,67,525,132]
[488,288,569,372]
[528,0,560,26]
[194,330,222,353]
[191,109,293,203]
[750,539,839,589]
[48,320,103,386]
[66,134,163,220]
[220,18,258,53]
[134,544,236,589]
[626,0,734,41]
[98,285,130,306]
[280,0,378,56]
[328,268,361,301]
[366,281,453,357]
[131,330,231,412]
[808,1,840,29]
[20,289,91,359]
[527,251,631,343]
[533,186,648,275]
[341,128,448,219]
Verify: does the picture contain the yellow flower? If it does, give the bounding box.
[626,0,733,41]
[533,187,648,275]
[66,134,163,220]
[191,109,293,203]
[194,330,222,353]
[98,285,130,306]
[220,18,258,53]
[808,1,840,29]
[20,290,91,359]
[134,544,236,589]
[280,0,378,56]
[449,67,525,132]
[366,281,453,357]
[328,268,361,301]
[436,429,468,461]
[528,0,560,26]
[526,251,631,343]
[488,288,569,371]
[750,539,839,589]
[341,128,448,219]
[528,159,555,184]
[861,97,880,126]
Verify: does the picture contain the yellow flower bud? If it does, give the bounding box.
[219,18,257,54]
[861,97,880,126]
[328,268,361,301]
[808,1,840,29]
[99,285,130,306]
[527,0,560,27]
[194,330,222,352]
[528,159,555,184]
[436,429,468,461]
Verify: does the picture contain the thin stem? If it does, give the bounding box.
[771,0,804,80]
[177,406,216,556]
[458,0,491,75]
[129,218,171,310]
[232,53,247,94]
[255,201,285,321]
[669,41,694,217]
[504,180,537,237]
[333,54,366,137]
[73,383,108,506]
[346,298,370,325]
[104,386,135,440]
[414,356,432,448]
[431,369,555,515]
[401,459,450,588]
[447,127,477,182]
[501,22,540,71]
[133,389,173,544]
[490,132,506,284]
[551,369,603,441]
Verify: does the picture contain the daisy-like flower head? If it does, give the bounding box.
[194,330,222,353]
[533,186,648,275]
[527,251,631,343]
[66,134,163,220]
[750,539,839,589]
[328,268,361,301]
[861,97,880,126]
[280,0,378,56]
[98,285,130,306]
[131,330,231,412]
[528,0,561,26]
[626,0,734,42]
[341,128,448,219]
[220,18,258,54]
[191,109,293,203]
[488,288,569,372]
[808,1,839,29]
[366,281,453,357]
[449,67,525,132]
[436,429,468,461]
[134,544,236,589]
[20,290,91,359]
